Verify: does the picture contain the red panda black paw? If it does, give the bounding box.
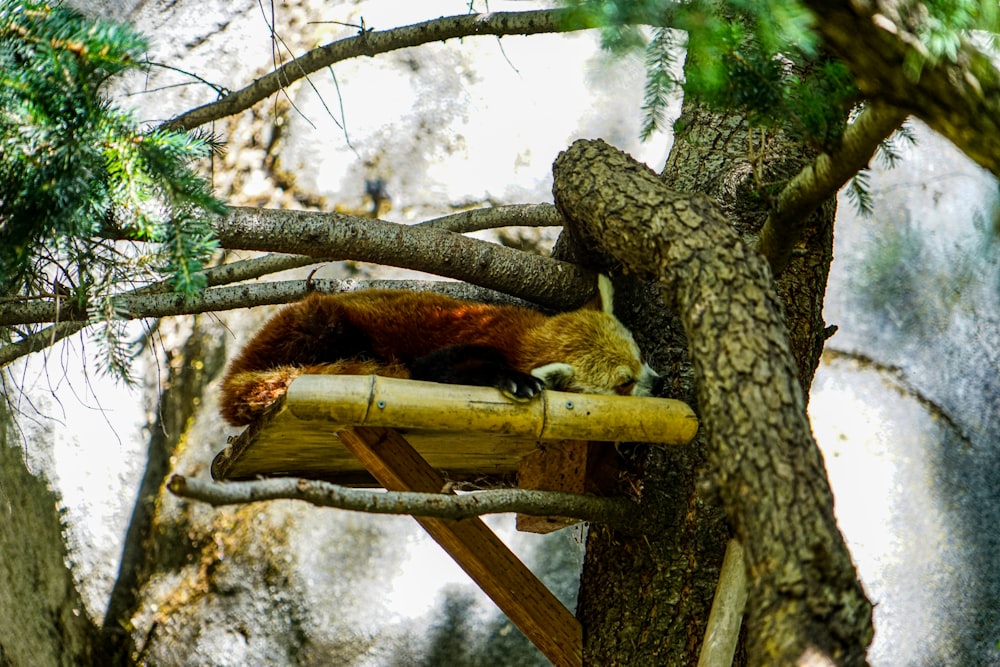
[495,371,546,402]
[409,344,545,401]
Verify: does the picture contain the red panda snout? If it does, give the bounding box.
[632,362,661,396]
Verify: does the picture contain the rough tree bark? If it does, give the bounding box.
[662,105,836,396]
[553,139,872,665]
[563,88,860,664]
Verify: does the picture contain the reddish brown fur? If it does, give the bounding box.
[220,288,657,426]
[220,290,552,426]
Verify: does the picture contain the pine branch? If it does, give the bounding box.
[167,474,644,529]
[162,8,671,131]
[640,27,681,141]
[0,2,226,297]
[756,102,907,274]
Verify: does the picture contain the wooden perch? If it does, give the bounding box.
[213,375,699,485]
[208,374,698,667]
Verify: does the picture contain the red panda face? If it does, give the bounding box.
[524,310,660,397]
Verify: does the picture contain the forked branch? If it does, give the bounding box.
[757,102,907,274]
[804,1,1000,177]
[553,139,872,665]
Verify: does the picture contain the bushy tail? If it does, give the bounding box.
[219,360,409,426]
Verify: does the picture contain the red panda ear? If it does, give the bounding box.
[597,274,615,315]
[580,274,616,313]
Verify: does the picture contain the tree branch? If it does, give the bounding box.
[0,252,323,363]
[215,207,593,308]
[416,203,564,233]
[823,347,975,450]
[1,206,585,362]
[804,1,1000,176]
[164,8,668,131]
[203,252,327,287]
[756,102,908,274]
[0,279,540,327]
[0,321,87,366]
[167,474,644,528]
[90,204,561,297]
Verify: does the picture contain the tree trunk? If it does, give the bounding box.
[548,238,729,664]
[662,105,835,394]
[554,137,872,665]
[0,399,97,666]
[100,316,229,664]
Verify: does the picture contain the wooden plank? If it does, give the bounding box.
[337,426,583,667]
[212,397,543,483]
[515,440,620,534]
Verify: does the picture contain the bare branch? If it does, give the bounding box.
[215,207,593,308]
[203,253,326,287]
[824,347,975,449]
[0,279,542,327]
[167,474,643,528]
[164,9,669,131]
[756,102,908,274]
[1,206,585,362]
[417,203,564,233]
[0,321,87,366]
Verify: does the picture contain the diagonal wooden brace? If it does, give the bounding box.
[336,426,583,667]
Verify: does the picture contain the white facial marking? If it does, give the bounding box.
[531,362,575,390]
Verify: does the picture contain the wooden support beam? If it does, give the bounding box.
[516,440,619,534]
[337,426,583,667]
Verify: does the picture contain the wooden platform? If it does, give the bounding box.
[213,374,699,485]
[211,375,699,667]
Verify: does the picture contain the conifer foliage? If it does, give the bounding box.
[0,0,225,301]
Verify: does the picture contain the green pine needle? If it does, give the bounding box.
[1,0,226,384]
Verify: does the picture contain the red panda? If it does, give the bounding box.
[219,276,661,426]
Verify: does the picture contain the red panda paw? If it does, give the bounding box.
[409,345,545,401]
[495,370,546,402]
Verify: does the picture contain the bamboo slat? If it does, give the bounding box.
[213,375,698,484]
